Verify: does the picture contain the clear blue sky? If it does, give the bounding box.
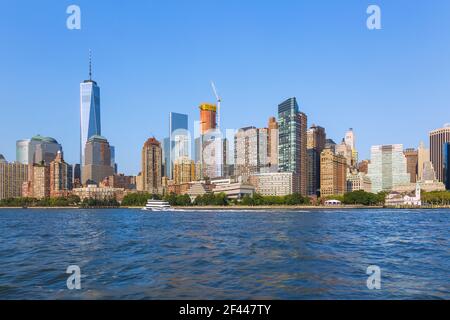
[1,0,450,175]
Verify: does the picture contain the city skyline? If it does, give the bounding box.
[2,1,450,175]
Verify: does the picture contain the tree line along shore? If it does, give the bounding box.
[1,190,450,208]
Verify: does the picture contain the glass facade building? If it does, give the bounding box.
[16,139,30,164]
[444,143,450,190]
[278,97,307,194]
[80,79,101,172]
[367,144,411,193]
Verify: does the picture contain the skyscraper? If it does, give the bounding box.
[444,143,450,190]
[278,97,307,195]
[367,144,411,193]
[267,117,279,169]
[169,112,189,179]
[320,148,347,197]
[234,127,269,178]
[80,52,101,174]
[16,140,30,164]
[336,139,353,167]
[418,142,430,181]
[307,124,326,196]
[142,137,163,194]
[429,125,450,182]
[162,137,171,178]
[82,135,114,185]
[404,148,418,183]
[307,125,326,151]
[344,128,356,151]
[16,135,62,165]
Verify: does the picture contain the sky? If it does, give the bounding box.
[1,0,450,175]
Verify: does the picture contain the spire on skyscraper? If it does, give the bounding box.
[89,49,92,81]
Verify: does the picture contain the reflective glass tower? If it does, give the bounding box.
[278,97,307,194]
[80,53,101,173]
[444,143,450,190]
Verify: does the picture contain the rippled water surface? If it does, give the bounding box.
[0,208,449,299]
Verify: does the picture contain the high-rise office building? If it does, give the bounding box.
[404,148,418,183]
[444,143,450,190]
[429,125,450,182]
[169,112,189,179]
[345,128,356,151]
[307,149,320,196]
[278,97,307,195]
[234,127,269,178]
[320,148,347,197]
[162,137,170,178]
[267,117,279,169]
[306,125,326,196]
[82,135,114,185]
[50,151,73,197]
[0,158,28,200]
[307,125,326,152]
[16,135,62,165]
[142,137,163,194]
[16,140,30,164]
[110,146,117,174]
[325,139,337,153]
[367,144,411,193]
[418,142,430,181]
[336,139,353,167]
[345,128,358,165]
[73,164,81,188]
[80,53,101,175]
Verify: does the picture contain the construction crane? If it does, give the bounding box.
[211,81,221,130]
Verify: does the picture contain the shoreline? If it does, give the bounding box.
[1,205,450,210]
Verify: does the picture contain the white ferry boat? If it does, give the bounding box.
[142,199,172,211]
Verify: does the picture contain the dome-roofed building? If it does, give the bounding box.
[16,135,62,165]
[31,135,59,144]
[0,154,6,163]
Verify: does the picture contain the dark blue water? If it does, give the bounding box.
[0,208,449,300]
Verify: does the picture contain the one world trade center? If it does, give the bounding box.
[80,52,101,173]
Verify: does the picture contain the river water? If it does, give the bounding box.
[0,208,448,299]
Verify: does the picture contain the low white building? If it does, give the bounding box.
[325,199,342,206]
[248,172,293,196]
[385,183,422,207]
